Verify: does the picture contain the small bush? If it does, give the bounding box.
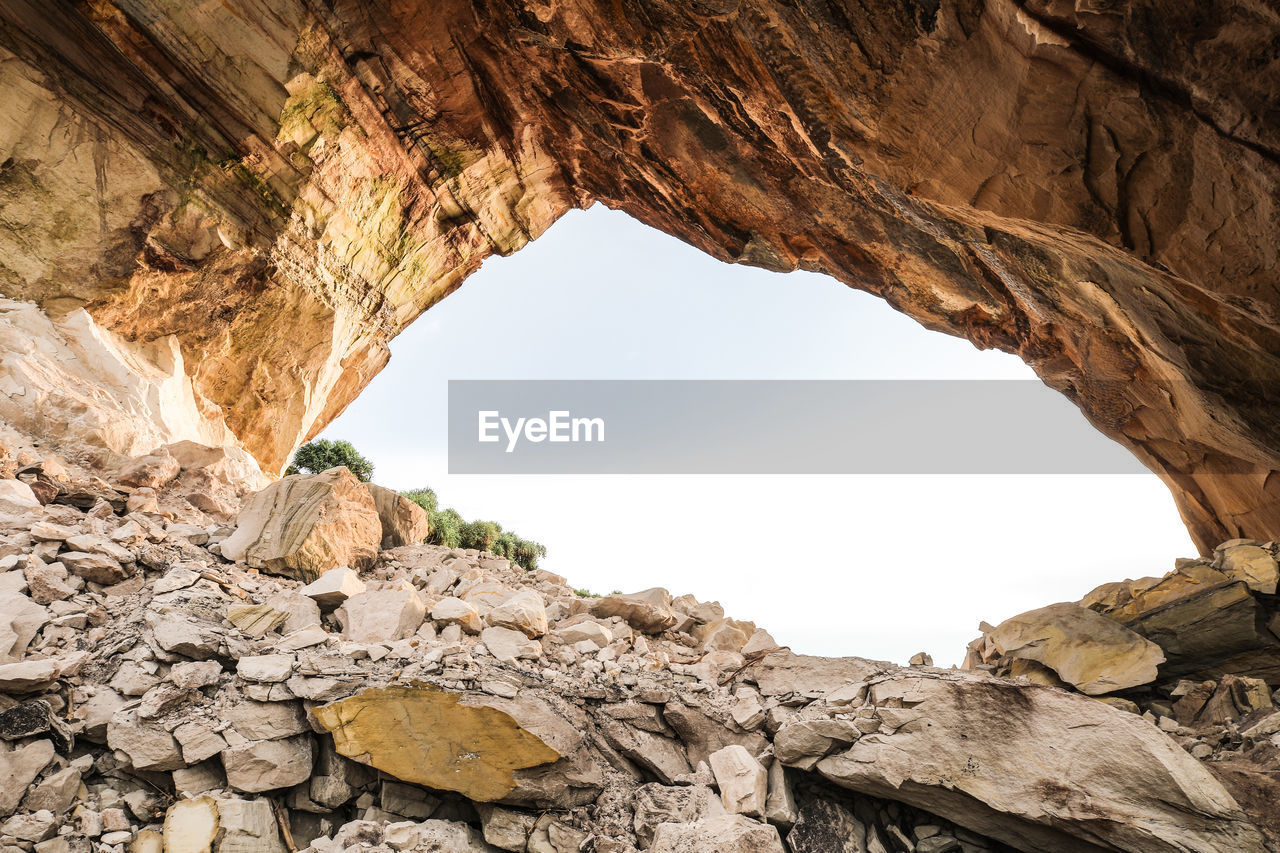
[574,588,601,598]
[402,488,438,514]
[459,520,502,552]
[400,487,546,570]
[429,508,464,549]
[287,439,374,482]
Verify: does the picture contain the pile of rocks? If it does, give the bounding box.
[0,450,1274,852]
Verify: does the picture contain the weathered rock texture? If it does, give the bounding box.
[0,1,1278,549]
[3,448,1280,850]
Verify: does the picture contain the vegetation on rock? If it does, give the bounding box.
[402,486,546,571]
[286,439,375,482]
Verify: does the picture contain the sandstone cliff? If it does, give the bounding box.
[0,0,1277,550]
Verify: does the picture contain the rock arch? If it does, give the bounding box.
[0,0,1276,551]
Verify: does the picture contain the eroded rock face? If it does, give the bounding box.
[0,1,1277,549]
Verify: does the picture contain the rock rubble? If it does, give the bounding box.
[0,446,1276,852]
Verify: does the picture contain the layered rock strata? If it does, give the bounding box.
[0,1,1277,549]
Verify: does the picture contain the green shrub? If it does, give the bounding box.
[459,520,502,552]
[574,588,601,598]
[402,488,438,514]
[287,439,374,482]
[400,487,546,570]
[429,508,464,549]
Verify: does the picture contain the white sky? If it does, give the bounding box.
[322,205,1196,667]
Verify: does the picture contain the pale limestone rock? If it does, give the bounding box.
[462,581,516,611]
[222,735,314,793]
[481,626,543,663]
[236,654,294,683]
[161,441,266,490]
[59,551,127,584]
[0,739,55,816]
[2,810,57,842]
[478,804,537,851]
[0,590,46,663]
[23,561,74,604]
[226,701,309,741]
[709,745,768,818]
[366,483,430,549]
[221,468,381,582]
[987,602,1164,695]
[486,589,549,638]
[553,620,612,649]
[147,612,223,659]
[383,819,492,852]
[814,668,1264,853]
[64,533,135,565]
[774,720,861,769]
[263,591,322,632]
[299,567,366,610]
[599,719,692,784]
[276,625,329,650]
[633,784,725,847]
[764,759,797,828]
[118,453,180,489]
[1217,544,1279,594]
[162,797,219,853]
[213,798,285,853]
[753,654,885,698]
[337,589,426,643]
[107,713,184,771]
[173,722,228,765]
[0,659,60,692]
[591,588,677,633]
[226,602,287,638]
[0,479,38,508]
[131,829,164,853]
[651,814,786,853]
[168,661,223,689]
[431,597,483,634]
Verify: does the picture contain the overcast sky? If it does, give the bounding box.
[321,205,1195,667]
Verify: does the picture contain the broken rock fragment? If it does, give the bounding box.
[312,685,560,802]
[220,467,381,582]
[987,602,1164,695]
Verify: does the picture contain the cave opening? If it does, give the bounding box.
[319,205,1196,667]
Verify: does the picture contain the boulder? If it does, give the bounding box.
[986,602,1164,695]
[1217,544,1279,595]
[383,819,492,852]
[107,713,184,771]
[553,620,612,649]
[220,468,381,582]
[592,588,677,633]
[810,667,1264,853]
[486,589,549,638]
[0,659,60,692]
[481,626,543,663]
[336,589,426,643]
[708,745,767,818]
[162,797,219,853]
[0,739,54,816]
[431,597,483,634]
[222,736,314,793]
[118,453,181,489]
[59,550,127,585]
[312,686,561,803]
[650,814,786,853]
[299,567,366,610]
[0,479,39,508]
[598,718,692,784]
[0,591,47,663]
[366,483,430,549]
[213,798,286,853]
[633,784,725,847]
[236,654,294,683]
